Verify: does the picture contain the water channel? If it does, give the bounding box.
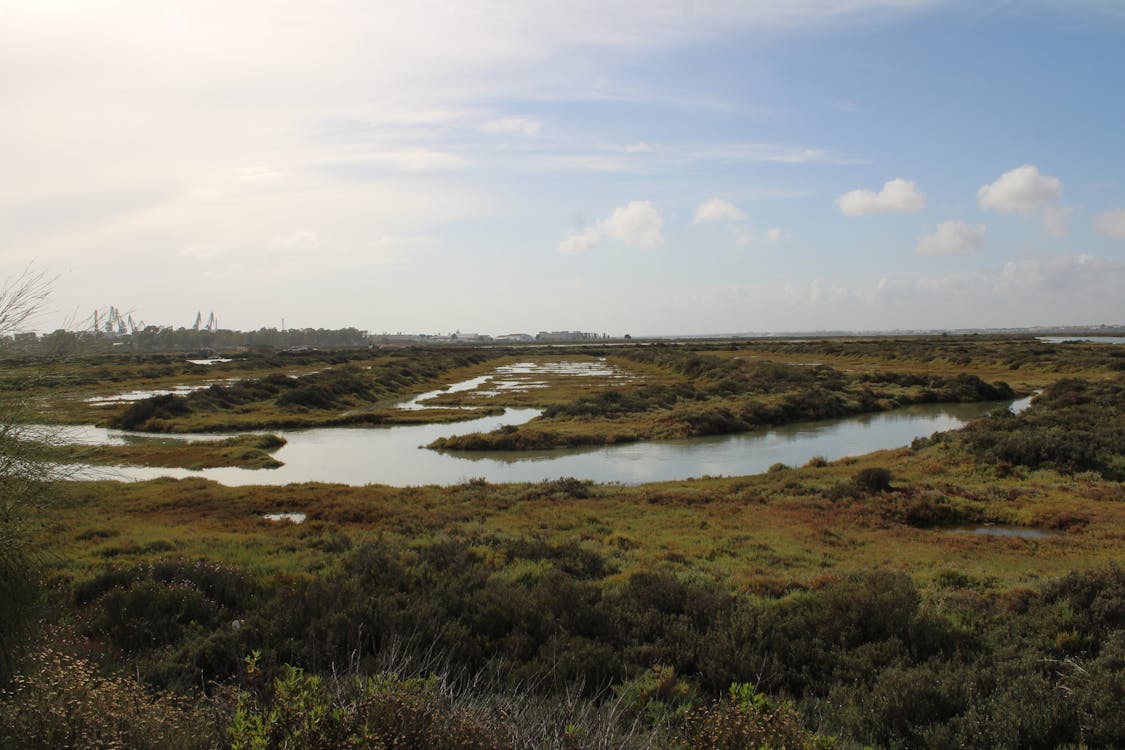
[64,393,1031,487]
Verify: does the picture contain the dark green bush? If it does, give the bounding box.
[853,467,893,492]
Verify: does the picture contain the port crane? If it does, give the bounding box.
[92,306,144,335]
[192,311,218,333]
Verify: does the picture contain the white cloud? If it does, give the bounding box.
[600,201,664,248]
[916,220,985,256]
[836,178,925,216]
[481,116,543,135]
[1095,209,1125,240]
[557,200,664,254]
[558,226,602,255]
[693,198,747,224]
[693,197,765,248]
[977,164,1062,214]
[978,165,1074,237]
[765,228,784,243]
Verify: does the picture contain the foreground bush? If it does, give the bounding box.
[677,682,837,750]
[0,648,222,750]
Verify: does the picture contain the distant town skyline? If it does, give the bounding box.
[3,1,1125,335]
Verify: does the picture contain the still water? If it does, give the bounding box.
[67,396,1030,487]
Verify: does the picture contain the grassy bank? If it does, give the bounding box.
[45,433,288,470]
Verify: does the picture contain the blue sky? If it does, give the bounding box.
[3,0,1125,335]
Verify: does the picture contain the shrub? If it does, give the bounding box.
[677,682,837,749]
[853,467,893,492]
[0,649,221,750]
[117,393,192,430]
[229,662,506,750]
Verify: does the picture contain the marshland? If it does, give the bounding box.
[3,335,1124,749]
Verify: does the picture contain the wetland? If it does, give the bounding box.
[3,335,1124,750]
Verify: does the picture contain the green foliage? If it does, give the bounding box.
[677,681,836,749]
[228,660,505,750]
[613,665,699,724]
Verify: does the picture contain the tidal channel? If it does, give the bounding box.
[61,394,1031,487]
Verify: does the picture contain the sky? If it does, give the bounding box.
[3,0,1125,336]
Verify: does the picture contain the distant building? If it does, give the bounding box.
[496,333,534,343]
[535,331,599,342]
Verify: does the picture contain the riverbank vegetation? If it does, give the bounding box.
[3,366,1124,748]
[44,433,288,470]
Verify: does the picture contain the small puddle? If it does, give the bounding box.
[263,512,306,524]
[84,379,239,405]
